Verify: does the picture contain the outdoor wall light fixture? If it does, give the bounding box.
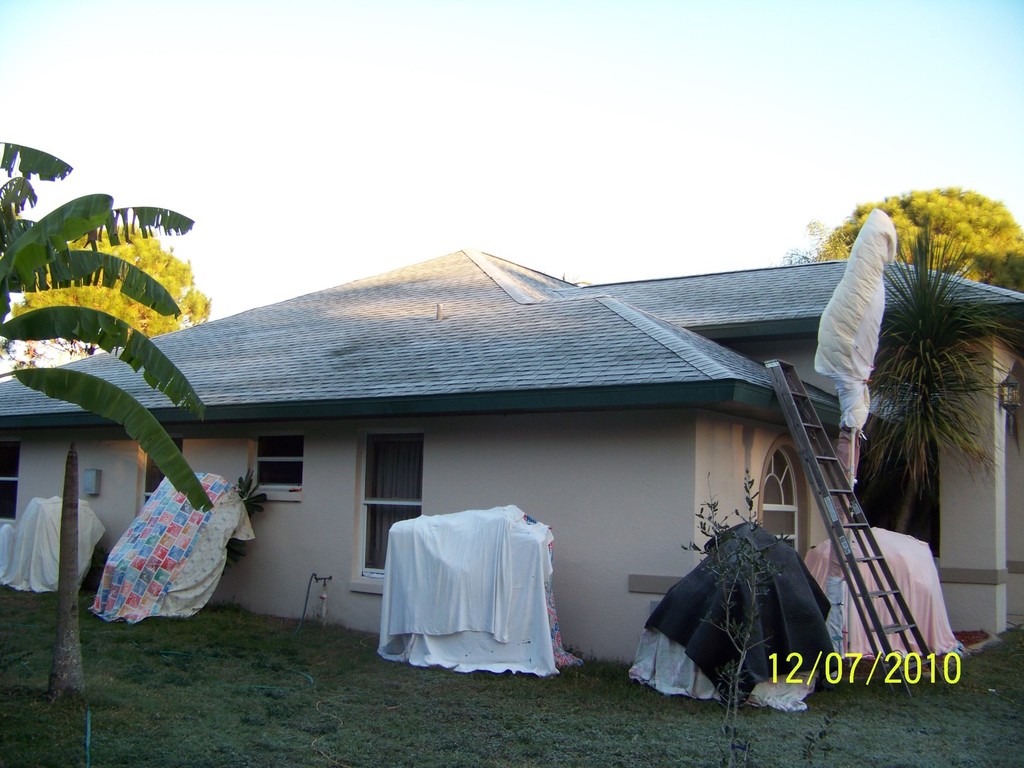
[83,468,102,496]
[999,376,1020,411]
[999,376,1020,439]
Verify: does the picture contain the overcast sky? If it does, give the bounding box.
[3,0,1022,319]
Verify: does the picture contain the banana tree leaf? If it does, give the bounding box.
[1,177,38,219]
[1,182,33,262]
[19,249,180,317]
[1,307,205,418]
[2,194,114,284]
[0,143,73,181]
[105,207,194,246]
[12,367,211,511]
[0,275,11,319]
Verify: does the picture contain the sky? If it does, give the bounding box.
[2,0,1023,320]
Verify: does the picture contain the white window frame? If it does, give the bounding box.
[257,434,304,502]
[359,432,423,578]
[761,448,799,549]
[0,440,19,520]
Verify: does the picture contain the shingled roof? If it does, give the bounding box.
[2,250,1019,428]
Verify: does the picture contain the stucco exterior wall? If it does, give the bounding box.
[215,423,375,628]
[724,338,832,394]
[210,410,711,661]
[419,410,701,661]
[13,429,145,552]
[694,414,776,528]
[3,407,825,662]
[939,344,1013,633]
[182,437,253,488]
[1005,361,1024,616]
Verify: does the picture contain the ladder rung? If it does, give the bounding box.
[767,359,930,673]
[827,487,855,496]
[883,623,915,634]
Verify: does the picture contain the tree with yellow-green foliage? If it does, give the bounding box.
[6,234,210,367]
[791,189,1024,291]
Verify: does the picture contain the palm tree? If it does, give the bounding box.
[1,143,211,699]
[859,223,1020,540]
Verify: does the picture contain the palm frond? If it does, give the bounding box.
[1,177,38,219]
[20,249,180,317]
[104,207,194,246]
[1,307,204,417]
[0,178,36,254]
[12,367,211,511]
[866,224,1015,489]
[2,194,114,286]
[0,143,73,181]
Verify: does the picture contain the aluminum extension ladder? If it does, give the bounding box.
[765,359,929,685]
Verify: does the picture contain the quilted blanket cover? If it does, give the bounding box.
[91,473,252,623]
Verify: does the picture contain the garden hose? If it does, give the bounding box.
[295,572,332,634]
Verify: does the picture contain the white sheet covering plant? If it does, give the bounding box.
[0,497,105,592]
[629,629,815,712]
[378,505,580,676]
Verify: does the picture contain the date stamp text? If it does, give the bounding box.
[769,651,961,685]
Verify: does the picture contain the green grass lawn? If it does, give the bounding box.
[2,589,1021,767]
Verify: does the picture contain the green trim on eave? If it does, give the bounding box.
[0,379,840,430]
[692,317,820,341]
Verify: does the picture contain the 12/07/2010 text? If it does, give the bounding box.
[769,651,961,685]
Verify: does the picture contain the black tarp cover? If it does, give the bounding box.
[646,523,832,694]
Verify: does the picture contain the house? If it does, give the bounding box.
[0,250,1020,661]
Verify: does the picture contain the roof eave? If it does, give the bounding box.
[691,317,820,342]
[0,380,839,430]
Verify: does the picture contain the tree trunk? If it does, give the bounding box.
[47,443,84,701]
[893,482,917,535]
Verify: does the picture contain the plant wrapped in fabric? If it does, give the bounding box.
[226,468,267,567]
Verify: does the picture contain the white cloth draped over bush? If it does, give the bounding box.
[0,497,105,592]
[378,505,580,676]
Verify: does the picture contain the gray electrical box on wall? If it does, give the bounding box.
[82,468,101,496]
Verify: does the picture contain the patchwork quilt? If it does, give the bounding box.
[91,473,248,622]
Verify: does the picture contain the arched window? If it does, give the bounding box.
[761,448,799,549]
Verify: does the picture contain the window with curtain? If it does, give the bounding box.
[144,437,184,502]
[362,433,423,574]
[0,440,19,519]
[761,448,798,548]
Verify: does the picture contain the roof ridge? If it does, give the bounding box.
[576,261,841,291]
[594,296,735,380]
[463,250,568,305]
